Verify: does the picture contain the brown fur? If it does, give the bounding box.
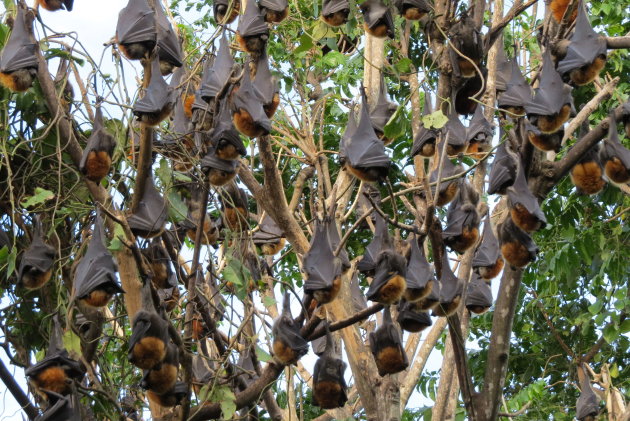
[145,364,178,394]
[192,317,205,340]
[375,346,406,375]
[215,1,240,24]
[261,238,286,256]
[322,11,348,27]
[550,0,577,23]
[216,143,239,161]
[183,94,195,119]
[604,158,630,184]
[131,337,167,370]
[151,262,169,289]
[404,280,432,303]
[163,288,179,312]
[208,168,236,187]
[313,381,344,409]
[502,106,526,117]
[501,241,532,268]
[233,108,265,138]
[33,366,70,394]
[264,7,289,23]
[466,141,487,160]
[570,56,606,86]
[478,257,504,280]
[187,219,219,246]
[527,131,559,152]
[224,207,248,231]
[0,70,35,92]
[416,293,439,311]
[468,304,489,314]
[313,276,342,304]
[374,274,406,304]
[264,93,281,118]
[570,161,606,195]
[457,58,478,78]
[419,142,436,157]
[345,164,383,183]
[159,60,176,77]
[400,318,430,333]
[436,181,459,206]
[447,226,479,253]
[138,105,173,127]
[118,42,154,61]
[273,339,297,365]
[147,389,181,407]
[236,32,266,54]
[535,104,571,134]
[376,130,394,146]
[82,289,114,308]
[22,269,52,290]
[433,294,461,317]
[404,7,425,20]
[510,204,543,232]
[84,150,112,182]
[364,23,389,38]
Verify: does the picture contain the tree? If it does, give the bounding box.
[0,0,629,420]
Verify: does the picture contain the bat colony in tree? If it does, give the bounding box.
[0,0,628,419]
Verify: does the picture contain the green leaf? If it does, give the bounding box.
[422,110,448,129]
[588,301,603,315]
[255,345,272,363]
[603,324,619,344]
[167,191,188,223]
[312,21,335,41]
[63,330,82,358]
[395,57,412,74]
[21,188,55,208]
[383,106,409,141]
[619,319,630,333]
[7,248,17,277]
[262,295,276,308]
[107,225,126,252]
[210,385,236,420]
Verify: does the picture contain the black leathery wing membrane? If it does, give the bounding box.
[18,218,56,289]
[397,299,432,333]
[211,99,246,159]
[359,0,395,39]
[237,0,269,52]
[472,216,504,280]
[497,59,532,114]
[35,392,81,421]
[0,4,38,92]
[128,307,170,370]
[116,0,156,59]
[487,138,518,195]
[466,105,493,152]
[465,273,493,314]
[366,234,407,305]
[494,39,511,92]
[357,213,387,274]
[404,234,434,302]
[325,213,350,271]
[444,111,468,155]
[271,292,309,365]
[312,326,348,409]
[303,219,343,304]
[339,104,357,162]
[155,0,183,73]
[369,306,408,376]
[132,55,175,126]
[252,213,285,254]
[127,176,168,238]
[200,33,234,103]
[79,104,116,182]
[260,0,289,23]
[350,271,368,312]
[426,156,463,206]
[448,12,483,78]
[369,76,398,139]
[576,365,600,420]
[253,50,280,118]
[442,181,480,253]
[432,253,463,317]
[600,111,630,184]
[411,92,439,157]
[232,64,272,137]
[507,164,547,232]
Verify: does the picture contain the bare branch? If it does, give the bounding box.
[0,358,38,420]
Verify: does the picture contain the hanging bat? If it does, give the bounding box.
[158,286,180,312]
[465,273,493,314]
[220,183,249,231]
[260,0,289,23]
[0,5,38,92]
[426,157,463,206]
[442,181,480,253]
[272,292,309,365]
[433,253,463,317]
[321,0,350,27]
[141,342,179,395]
[571,144,606,195]
[312,326,348,409]
[253,51,280,118]
[192,355,214,394]
[182,193,219,246]
[210,99,246,160]
[339,104,357,163]
[236,0,269,54]
[600,111,630,184]
[157,100,195,172]
[227,244,262,292]
[128,307,170,370]
[35,392,81,421]
[370,76,398,144]
[507,164,547,232]
[18,218,56,290]
[416,277,439,311]
[369,306,408,376]
[397,299,432,332]
[154,1,183,76]
[253,213,286,255]
[79,104,116,183]
[236,342,258,389]
[550,0,577,23]
[214,0,241,24]
[576,364,600,421]
[147,381,187,407]
[200,33,234,103]
[116,0,157,61]
[340,90,391,182]
[142,239,176,289]
[354,183,380,230]
[357,213,387,275]
[359,0,395,39]
[36,0,74,12]
[466,105,494,159]
[472,216,504,280]
[303,218,344,304]
[556,3,606,86]
[73,213,123,308]
[524,119,563,152]
[444,111,468,155]
[367,237,407,305]
[494,40,511,92]
[404,234,434,302]
[127,176,168,238]
[498,217,539,268]
[231,66,272,138]
[453,66,487,116]
[497,59,532,117]
[525,51,574,134]
[449,12,483,79]
[200,147,239,186]
[393,0,430,20]
[133,54,175,127]
[350,271,368,312]
[411,92,439,158]
[487,138,518,195]
[169,65,196,119]
[325,213,351,272]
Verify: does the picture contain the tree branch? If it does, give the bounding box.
[0,358,38,420]
[606,36,630,49]
[484,0,538,52]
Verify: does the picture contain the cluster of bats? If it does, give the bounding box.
[1,0,629,418]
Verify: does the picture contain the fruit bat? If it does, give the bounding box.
[465,273,493,314]
[34,392,81,421]
[442,181,480,253]
[321,0,350,27]
[312,327,348,409]
[325,214,351,271]
[191,92,215,132]
[498,217,539,268]
[0,5,38,92]
[158,286,180,312]
[192,355,214,394]
[404,234,434,302]
[79,104,116,182]
[232,66,272,138]
[260,0,289,23]
[147,381,187,407]
[571,144,606,195]
[25,316,85,397]
[236,0,269,54]
[507,164,547,232]
[128,305,170,370]
[116,0,157,61]
[210,99,245,160]
[220,183,249,231]
[36,0,74,12]
[497,59,532,117]
[432,253,463,317]
[416,277,439,311]
[397,299,432,332]
[466,105,493,159]
[494,40,511,92]
[142,239,176,289]
[425,157,463,207]
[236,342,258,389]
[141,342,178,394]
[411,93,439,158]
[370,76,398,144]
[525,51,573,134]
[271,292,309,365]
[200,147,238,186]
[133,55,175,126]
[444,111,468,155]
[524,119,562,152]
[253,214,285,255]
[556,2,607,86]
[18,219,56,290]
[600,112,630,184]
[355,183,380,230]
[154,1,183,75]
[576,365,599,421]
[394,0,431,20]
[448,12,483,79]
[341,90,391,182]
[127,176,168,238]
[487,139,518,195]
[357,213,387,275]
[312,334,327,357]
[366,236,407,305]
[453,66,487,116]
[214,0,241,24]
[359,0,395,39]
[303,219,344,304]
[228,244,262,292]
[200,33,234,103]
[253,51,281,118]
[472,216,504,280]
[369,306,408,376]
[157,101,195,172]
[181,192,220,246]
[550,0,577,23]
[339,104,357,163]
[350,271,368,312]
[73,213,123,308]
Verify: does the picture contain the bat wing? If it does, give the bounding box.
[18,235,55,279]
[601,113,630,169]
[506,165,547,226]
[557,4,607,74]
[253,214,284,244]
[312,335,327,356]
[497,60,532,109]
[79,128,116,171]
[127,178,168,237]
[233,68,272,133]
[324,216,350,270]
[369,77,397,133]
[155,2,183,68]
[576,368,599,419]
[438,259,463,303]
[465,275,493,308]
[406,235,434,290]
[429,159,463,196]
[277,323,309,355]
[322,0,350,15]
[0,6,38,73]
[303,222,342,291]
[116,0,156,45]
[525,51,572,116]
[133,57,174,115]
[367,250,406,300]
[472,217,501,267]
[201,148,240,173]
[128,312,152,352]
[35,394,81,421]
[444,112,468,147]
[349,272,367,312]
[200,34,234,102]
[494,43,511,92]
[238,0,269,37]
[346,95,390,168]
[339,106,358,162]
[211,100,246,155]
[397,300,432,330]
[361,0,394,37]
[499,218,539,258]
[411,126,439,156]
[467,106,493,143]
[253,51,279,104]
[357,214,386,273]
[487,142,518,195]
[260,0,288,11]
